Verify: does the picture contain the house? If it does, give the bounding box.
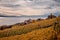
[47,13,56,19]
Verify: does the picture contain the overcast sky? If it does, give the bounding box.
[0,0,60,16]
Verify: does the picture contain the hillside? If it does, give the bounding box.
[0,17,60,40]
[0,26,56,40]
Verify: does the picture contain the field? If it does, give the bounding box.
[0,17,60,40]
[0,26,56,40]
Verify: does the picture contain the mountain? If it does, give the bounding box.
[0,13,23,17]
[0,13,60,17]
[0,14,18,17]
[0,13,48,17]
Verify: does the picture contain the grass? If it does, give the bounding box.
[0,17,60,40]
[0,18,57,38]
[0,26,56,40]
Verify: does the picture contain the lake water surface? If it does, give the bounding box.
[0,16,47,26]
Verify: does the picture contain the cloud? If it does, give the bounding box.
[0,0,60,16]
[0,4,21,8]
[53,0,60,3]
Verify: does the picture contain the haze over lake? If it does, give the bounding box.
[0,16,46,26]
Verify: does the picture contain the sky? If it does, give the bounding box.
[0,0,60,16]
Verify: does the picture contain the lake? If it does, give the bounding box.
[0,16,47,26]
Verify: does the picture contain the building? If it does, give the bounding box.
[47,13,56,19]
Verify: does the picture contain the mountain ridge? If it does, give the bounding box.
[0,13,60,17]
